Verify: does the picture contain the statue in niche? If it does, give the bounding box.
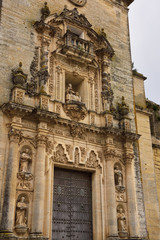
[66,83,81,103]
[117,207,127,232]
[15,196,28,227]
[19,148,32,173]
[114,164,123,187]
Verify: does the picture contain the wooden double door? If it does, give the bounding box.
[52,168,93,240]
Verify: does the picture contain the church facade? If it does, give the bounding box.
[0,0,158,239]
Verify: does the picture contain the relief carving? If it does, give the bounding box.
[70,125,85,138]
[63,103,87,121]
[66,144,73,160]
[86,151,98,168]
[53,144,68,163]
[80,147,86,163]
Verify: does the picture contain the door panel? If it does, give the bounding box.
[52,168,93,240]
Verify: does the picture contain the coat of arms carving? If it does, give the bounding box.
[68,0,87,7]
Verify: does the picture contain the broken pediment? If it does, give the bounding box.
[34,4,114,60]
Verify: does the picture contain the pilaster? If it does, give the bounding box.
[104,137,118,238]
[124,141,139,237]
[30,122,48,237]
[0,118,22,235]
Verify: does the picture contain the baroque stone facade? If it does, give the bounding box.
[0,0,156,240]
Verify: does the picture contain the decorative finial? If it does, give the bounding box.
[118,96,129,116]
[12,62,27,87]
[41,2,50,21]
[101,28,106,38]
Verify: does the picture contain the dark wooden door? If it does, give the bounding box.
[52,168,93,240]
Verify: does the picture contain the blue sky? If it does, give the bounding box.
[129,0,160,104]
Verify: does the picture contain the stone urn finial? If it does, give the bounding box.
[118,96,129,116]
[41,2,50,20]
[12,62,27,87]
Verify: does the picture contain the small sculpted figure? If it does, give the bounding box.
[114,165,123,187]
[16,197,27,226]
[66,83,81,103]
[117,207,127,232]
[20,149,31,173]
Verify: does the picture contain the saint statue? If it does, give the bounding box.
[117,207,127,232]
[19,149,31,173]
[66,83,81,103]
[16,197,27,226]
[114,165,123,187]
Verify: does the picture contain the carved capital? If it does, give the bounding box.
[8,127,22,143]
[125,153,134,164]
[104,149,116,159]
[37,134,47,147]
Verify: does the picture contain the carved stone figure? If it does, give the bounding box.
[15,197,27,226]
[19,149,32,173]
[114,164,123,187]
[117,207,127,232]
[66,83,81,103]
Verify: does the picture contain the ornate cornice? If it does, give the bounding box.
[1,102,140,141]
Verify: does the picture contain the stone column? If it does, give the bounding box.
[104,138,118,238]
[124,141,139,237]
[0,127,21,234]
[31,123,47,237]
[92,168,103,240]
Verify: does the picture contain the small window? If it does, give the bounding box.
[67,25,84,39]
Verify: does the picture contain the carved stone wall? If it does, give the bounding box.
[0,0,149,240]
